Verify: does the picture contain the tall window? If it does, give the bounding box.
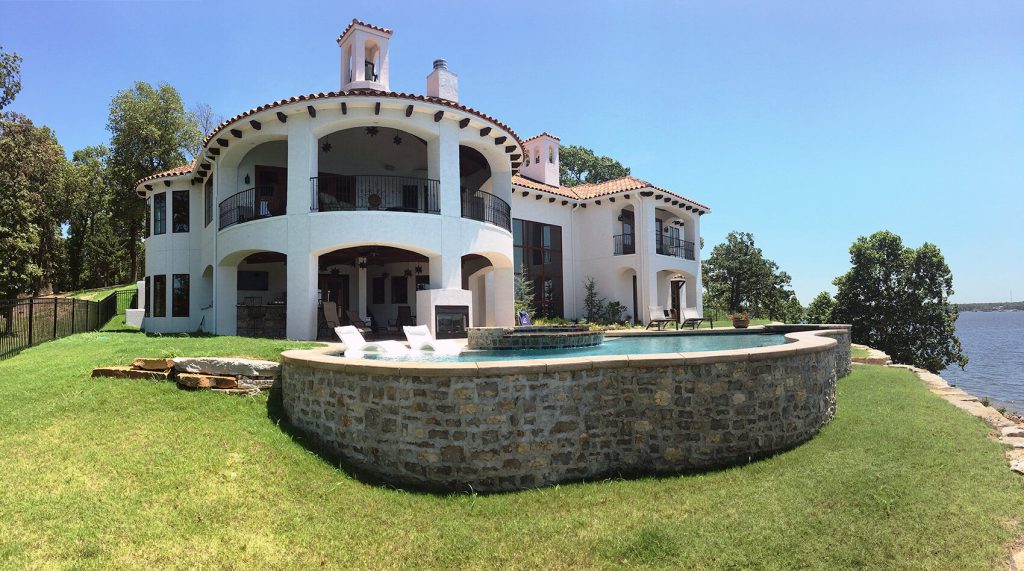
[172,274,190,317]
[153,193,166,235]
[144,197,151,238]
[172,190,189,233]
[144,276,150,317]
[513,218,563,317]
[372,277,385,304]
[153,275,167,317]
[204,178,213,227]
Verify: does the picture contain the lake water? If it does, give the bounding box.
[941,311,1024,414]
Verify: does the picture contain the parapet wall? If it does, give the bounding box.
[281,327,850,492]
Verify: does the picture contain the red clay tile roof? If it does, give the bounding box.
[201,89,523,150]
[513,174,710,212]
[511,174,577,199]
[336,19,393,43]
[135,160,196,188]
[521,132,561,145]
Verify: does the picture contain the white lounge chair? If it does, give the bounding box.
[645,306,678,331]
[403,325,463,355]
[334,325,409,358]
[680,307,705,330]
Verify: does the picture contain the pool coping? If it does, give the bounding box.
[281,327,849,378]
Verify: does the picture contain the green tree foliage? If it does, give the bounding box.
[831,231,967,373]
[107,82,201,280]
[702,231,797,320]
[65,146,129,290]
[0,113,66,298]
[0,45,22,111]
[582,277,606,322]
[513,264,535,320]
[558,145,630,187]
[805,291,835,324]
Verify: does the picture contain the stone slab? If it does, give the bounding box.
[173,357,279,377]
[999,437,1024,449]
[132,358,175,371]
[212,387,260,396]
[1001,425,1024,439]
[92,366,172,380]
[177,373,238,389]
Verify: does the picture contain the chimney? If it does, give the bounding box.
[426,59,458,102]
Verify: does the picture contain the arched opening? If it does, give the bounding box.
[364,40,381,82]
[234,251,288,338]
[219,140,288,229]
[343,44,354,85]
[462,252,514,327]
[314,126,435,213]
[656,269,698,319]
[460,144,512,231]
[655,209,695,261]
[316,245,430,339]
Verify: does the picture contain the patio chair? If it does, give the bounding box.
[645,306,678,331]
[365,309,389,338]
[403,325,463,356]
[343,309,372,335]
[322,301,340,329]
[390,305,415,330]
[334,326,409,358]
[680,307,704,330]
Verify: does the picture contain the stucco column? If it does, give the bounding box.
[691,215,704,315]
[491,266,515,327]
[638,197,660,322]
[215,263,237,336]
[433,120,463,290]
[357,265,368,320]
[285,116,317,340]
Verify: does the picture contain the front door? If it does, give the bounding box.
[318,274,350,311]
[670,280,684,317]
[255,165,287,216]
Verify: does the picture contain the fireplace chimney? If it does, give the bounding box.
[426,58,458,102]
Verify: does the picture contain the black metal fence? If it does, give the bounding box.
[461,189,511,231]
[0,291,125,360]
[656,235,696,260]
[219,185,285,230]
[311,175,441,214]
[613,233,636,255]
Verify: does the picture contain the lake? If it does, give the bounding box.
[941,311,1024,414]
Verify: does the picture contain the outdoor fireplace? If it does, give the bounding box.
[435,305,469,339]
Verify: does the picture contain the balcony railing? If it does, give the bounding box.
[656,234,696,260]
[461,189,511,232]
[219,186,285,230]
[613,234,636,255]
[311,175,440,214]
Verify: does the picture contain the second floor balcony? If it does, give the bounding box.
[657,234,696,261]
[311,174,440,214]
[220,186,286,230]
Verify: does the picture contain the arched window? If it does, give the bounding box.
[534,147,540,165]
[525,154,531,167]
[548,146,554,164]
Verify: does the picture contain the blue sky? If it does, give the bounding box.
[3,0,1022,303]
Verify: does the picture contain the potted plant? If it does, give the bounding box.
[728,310,750,329]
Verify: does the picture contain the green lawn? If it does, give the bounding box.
[61,284,136,301]
[851,345,871,358]
[1,332,1022,569]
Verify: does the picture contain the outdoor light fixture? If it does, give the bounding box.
[414,265,423,274]
[365,126,379,137]
[244,174,250,185]
[393,134,403,145]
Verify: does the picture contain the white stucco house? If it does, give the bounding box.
[134,19,710,340]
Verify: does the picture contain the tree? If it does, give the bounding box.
[702,231,794,319]
[831,231,967,373]
[513,264,535,320]
[0,113,66,298]
[107,81,201,280]
[582,277,606,322]
[558,145,630,187]
[805,291,835,324]
[0,45,22,110]
[65,145,119,290]
[187,102,224,159]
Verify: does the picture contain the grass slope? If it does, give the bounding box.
[1,333,1022,569]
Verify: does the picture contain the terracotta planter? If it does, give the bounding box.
[731,318,750,329]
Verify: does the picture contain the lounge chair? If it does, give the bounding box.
[680,307,704,330]
[344,309,372,335]
[322,301,340,329]
[645,306,678,331]
[334,325,409,358]
[403,325,463,355]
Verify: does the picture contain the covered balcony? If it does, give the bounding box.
[311,174,439,213]
[656,234,696,260]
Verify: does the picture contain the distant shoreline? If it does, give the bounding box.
[955,302,1024,312]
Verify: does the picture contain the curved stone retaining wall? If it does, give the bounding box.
[281,327,850,492]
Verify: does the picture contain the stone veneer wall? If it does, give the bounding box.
[467,326,604,350]
[281,328,850,493]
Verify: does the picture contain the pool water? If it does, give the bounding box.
[351,333,788,362]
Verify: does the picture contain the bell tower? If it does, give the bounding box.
[337,19,393,91]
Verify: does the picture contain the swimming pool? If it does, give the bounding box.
[338,332,788,362]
